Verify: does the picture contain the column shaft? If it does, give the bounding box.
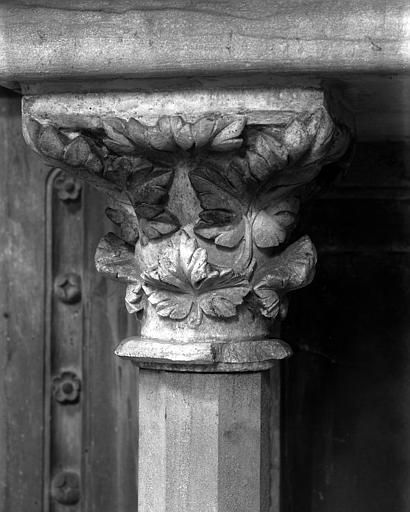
[138,369,275,512]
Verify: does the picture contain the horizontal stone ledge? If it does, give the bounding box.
[0,1,408,84]
[22,86,327,127]
[115,337,292,372]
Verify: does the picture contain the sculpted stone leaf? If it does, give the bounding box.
[195,219,246,249]
[95,232,141,283]
[127,166,180,241]
[37,124,66,160]
[210,118,246,152]
[125,283,145,314]
[191,117,215,148]
[189,164,248,248]
[102,115,246,154]
[251,287,281,320]
[252,198,300,248]
[142,231,251,323]
[127,167,172,217]
[102,117,179,165]
[196,270,250,319]
[31,121,105,175]
[103,118,135,153]
[139,210,180,242]
[103,156,147,190]
[237,108,348,187]
[26,120,138,212]
[141,289,193,320]
[128,116,186,151]
[145,120,177,151]
[173,121,194,150]
[188,109,348,256]
[105,205,139,246]
[305,108,335,163]
[252,235,317,318]
[290,108,350,168]
[63,137,104,175]
[127,118,148,147]
[245,128,289,181]
[282,119,312,162]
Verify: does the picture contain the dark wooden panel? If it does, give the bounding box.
[82,185,138,512]
[0,87,138,512]
[0,88,46,511]
[282,142,410,512]
[48,169,85,512]
[45,174,139,511]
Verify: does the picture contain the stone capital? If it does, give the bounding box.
[22,87,352,370]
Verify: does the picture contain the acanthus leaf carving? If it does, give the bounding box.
[25,119,131,210]
[189,163,248,248]
[188,107,349,259]
[102,115,247,156]
[105,205,140,246]
[252,197,300,249]
[251,235,317,319]
[189,160,303,254]
[245,128,289,181]
[125,283,145,315]
[209,117,246,151]
[24,96,352,337]
[142,231,251,325]
[95,232,141,283]
[126,166,180,243]
[102,156,143,190]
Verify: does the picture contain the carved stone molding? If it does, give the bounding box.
[22,88,351,370]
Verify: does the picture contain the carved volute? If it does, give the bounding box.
[22,87,351,370]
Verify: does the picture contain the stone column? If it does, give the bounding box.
[22,87,351,511]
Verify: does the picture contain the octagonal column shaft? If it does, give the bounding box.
[139,369,275,512]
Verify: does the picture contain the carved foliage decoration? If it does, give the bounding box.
[189,108,348,255]
[142,231,251,325]
[94,229,317,324]
[25,107,350,327]
[251,236,317,319]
